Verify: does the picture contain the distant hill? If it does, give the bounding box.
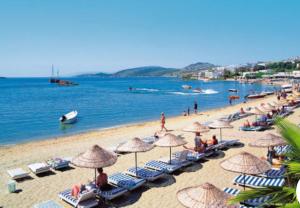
[77,62,215,78]
[77,72,111,77]
[114,66,180,77]
[182,62,215,72]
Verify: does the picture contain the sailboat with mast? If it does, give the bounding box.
[49,65,60,83]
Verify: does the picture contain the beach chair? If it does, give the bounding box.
[47,158,70,170]
[125,167,164,181]
[58,189,98,208]
[97,184,128,200]
[28,163,51,174]
[274,145,292,155]
[239,126,268,131]
[233,174,285,188]
[7,168,29,180]
[217,139,240,149]
[33,200,63,208]
[108,172,146,191]
[261,166,286,178]
[141,136,158,144]
[173,150,206,161]
[144,160,182,173]
[224,187,269,207]
[159,150,193,167]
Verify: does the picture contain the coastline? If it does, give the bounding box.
[1,94,299,208]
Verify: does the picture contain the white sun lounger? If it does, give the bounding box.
[28,163,51,174]
[173,151,206,161]
[144,160,182,173]
[97,184,128,200]
[108,172,146,191]
[159,150,193,167]
[224,187,269,207]
[47,158,70,170]
[233,174,285,188]
[7,168,29,180]
[125,167,164,181]
[59,189,98,208]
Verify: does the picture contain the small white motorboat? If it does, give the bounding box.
[182,85,192,89]
[59,111,78,124]
[228,89,238,93]
[193,88,202,93]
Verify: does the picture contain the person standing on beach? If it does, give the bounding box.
[187,107,190,116]
[160,112,168,131]
[194,101,198,114]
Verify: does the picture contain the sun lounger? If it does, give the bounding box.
[7,168,29,180]
[274,145,291,155]
[108,172,146,191]
[28,163,51,174]
[58,189,98,208]
[159,150,193,167]
[144,160,182,173]
[239,126,269,131]
[141,136,158,144]
[33,200,63,208]
[224,187,269,207]
[97,184,127,200]
[218,139,240,149]
[173,151,206,161]
[47,158,70,170]
[126,167,164,181]
[261,166,286,178]
[233,174,285,188]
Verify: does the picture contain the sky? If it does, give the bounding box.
[0,0,300,77]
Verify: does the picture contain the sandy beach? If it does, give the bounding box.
[1,95,299,208]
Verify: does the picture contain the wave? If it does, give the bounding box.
[201,89,219,94]
[169,92,199,96]
[135,88,159,92]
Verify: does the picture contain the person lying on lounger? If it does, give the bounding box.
[183,137,207,153]
[71,183,86,198]
[243,120,251,128]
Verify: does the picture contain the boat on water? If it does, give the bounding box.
[192,88,202,93]
[182,85,192,89]
[228,89,238,92]
[281,84,292,93]
[247,93,266,99]
[59,111,78,124]
[261,91,274,96]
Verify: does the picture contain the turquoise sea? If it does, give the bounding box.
[0,77,276,145]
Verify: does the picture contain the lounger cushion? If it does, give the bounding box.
[234,174,285,188]
[97,185,127,200]
[174,151,205,161]
[126,167,164,181]
[28,163,51,174]
[33,200,63,208]
[108,172,145,190]
[7,168,29,180]
[262,167,286,178]
[59,189,97,208]
[274,145,291,155]
[224,187,270,207]
[47,158,70,170]
[145,160,181,173]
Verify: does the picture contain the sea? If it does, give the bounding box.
[0,77,277,145]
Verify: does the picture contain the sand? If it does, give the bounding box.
[0,95,299,208]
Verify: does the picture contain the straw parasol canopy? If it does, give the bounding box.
[266,103,276,111]
[208,120,233,141]
[116,137,154,174]
[183,122,210,134]
[177,183,237,208]
[249,133,286,148]
[155,130,168,137]
[260,104,271,113]
[72,144,117,183]
[220,151,271,190]
[154,133,187,164]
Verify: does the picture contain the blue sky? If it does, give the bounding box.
[0,0,299,77]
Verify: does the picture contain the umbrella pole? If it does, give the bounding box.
[170,147,172,164]
[220,128,222,141]
[243,172,246,191]
[95,169,97,185]
[135,152,138,176]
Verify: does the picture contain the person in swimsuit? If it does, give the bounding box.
[160,112,167,131]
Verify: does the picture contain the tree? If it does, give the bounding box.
[230,118,300,207]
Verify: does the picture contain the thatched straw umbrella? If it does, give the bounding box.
[250,107,265,120]
[249,133,286,148]
[220,151,271,190]
[183,122,210,134]
[116,137,154,175]
[72,144,117,184]
[154,133,187,164]
[177,182,237,208]
[208,120,233,141]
